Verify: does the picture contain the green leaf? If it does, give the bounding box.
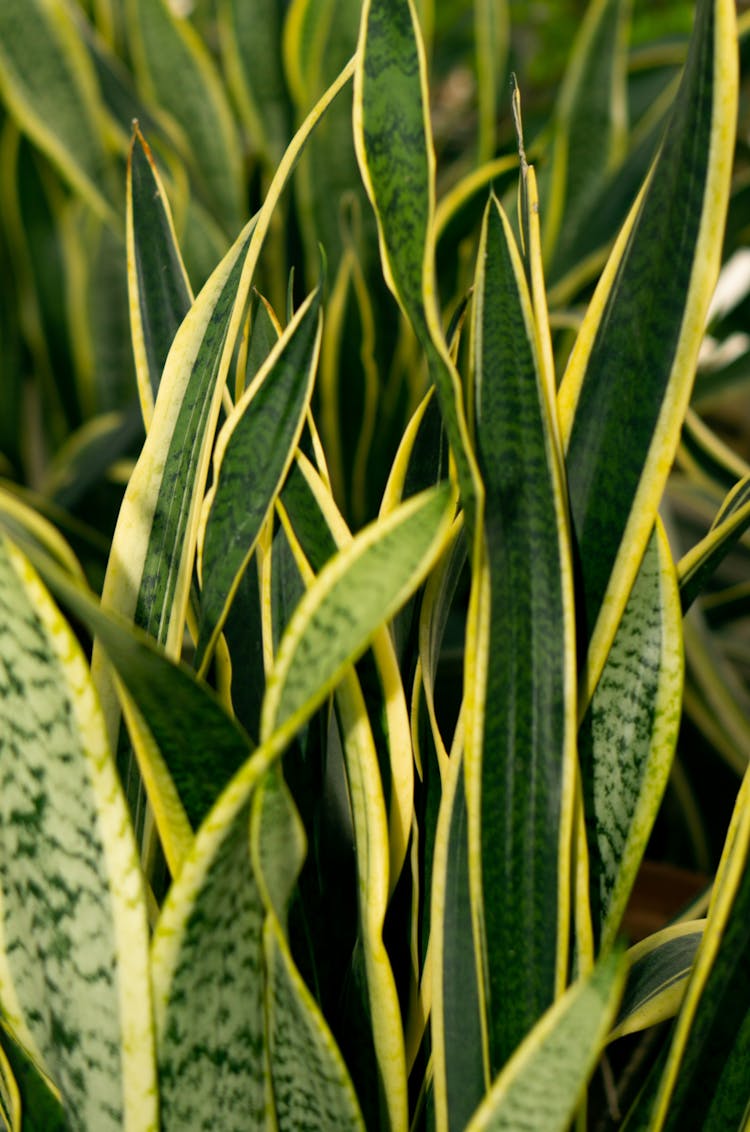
[0,516,252,878]
[196,283,323,673]
[468,195,577,1067]
[0,1027,65,1132]
[0,0,118,222]
[151,753,273,1132]
[333,671,408,1131]
[353,0,481,536]
[432,749,488,1132]
[261,481,455,740]
[580,521,684,952]
[678,475,750,611]
[216,0,290,168]
[125,0,244,231]
[264,916,366,1131]
[558,0,738,708]
[544,0,632,274]
[93,213,258,768]
[127,123,193,426]
[0,534,156,1131]
[464,948,627,1132]
[643,767,750,1130]
[611,922,704,1041]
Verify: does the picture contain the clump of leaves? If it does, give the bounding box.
[0,0,749,1130]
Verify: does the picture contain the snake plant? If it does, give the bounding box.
[0,0,748,1128]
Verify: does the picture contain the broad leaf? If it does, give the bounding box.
[0,535,155,1131]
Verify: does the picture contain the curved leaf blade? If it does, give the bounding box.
[261,482,455,740]
[0,0,118,221]
[611,922,704,1041]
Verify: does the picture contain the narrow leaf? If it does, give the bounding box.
[469,195,577,1067]
[127,123,193,427]
[126,0,244,229]
[0,0,118,221]
[196,284,323,672]
[610,922,704,1041]
[580,521,683,952]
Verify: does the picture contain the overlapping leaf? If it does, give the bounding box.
[558,0,738,707]
[0,535,155,1131]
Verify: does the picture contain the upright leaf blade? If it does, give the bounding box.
[469,196,577,1067]
[127,124,193,427]
[558,0,738,706]
[464,949,627,1132]
[353,0,482,535]
[195,285,323,672]
[580,521,684,952]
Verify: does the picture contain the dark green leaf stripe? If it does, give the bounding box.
[465,949,627,1132]
[559,0,737,702]
[196,285,322,672]
[264,917,366,1131]
[0,536,155,1130]
[471,196,575,1068]
[0,0,118,220]
[261,482,454,739]
[127,124,193,421]
[580,523,683,952]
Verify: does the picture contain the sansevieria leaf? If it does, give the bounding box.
[0,0,119,222]
[464,948,627,1132]
[468,194,577,1068]
[639,767,750,1130]
[558,0,737,708]
[0,534,155,1130]
[261,481,455,740]
[126,123,193,427]
[580,521,683,953]
[195,282,323,673]
[353,0,482,535]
